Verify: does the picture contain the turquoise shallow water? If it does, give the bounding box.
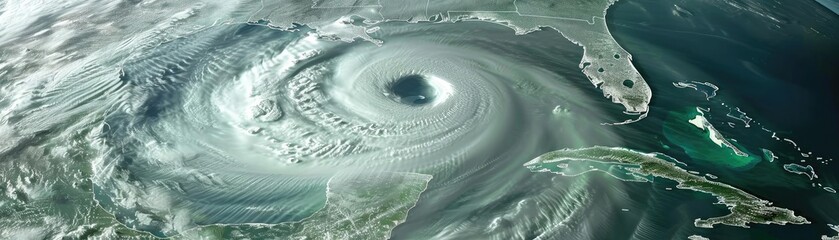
[601,0,839,238]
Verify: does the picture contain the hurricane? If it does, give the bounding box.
[1,0,838,239]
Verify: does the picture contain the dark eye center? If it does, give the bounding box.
[390,75,437,105]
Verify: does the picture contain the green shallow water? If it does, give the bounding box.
[663,107,762,170]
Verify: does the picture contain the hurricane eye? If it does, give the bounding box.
[389,75,437,105]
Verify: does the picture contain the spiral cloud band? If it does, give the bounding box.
[0,0,659,238]
[81,20,632,237]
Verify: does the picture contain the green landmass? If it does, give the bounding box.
[525,146,809,228]
[178,172,432,239]
[0,137,431,239]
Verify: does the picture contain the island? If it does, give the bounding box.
[524,146,809,228]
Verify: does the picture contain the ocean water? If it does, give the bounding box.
[0,0,837,239]
[598,0,839,238]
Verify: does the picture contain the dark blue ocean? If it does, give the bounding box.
[603,0,839,238]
